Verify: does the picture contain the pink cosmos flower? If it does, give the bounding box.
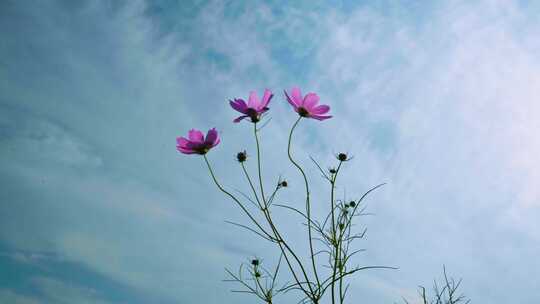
[229,89,273,123]
[176,128,220,155]
[284,87,332,120]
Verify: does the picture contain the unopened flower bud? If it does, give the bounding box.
[251,259,259,266]
[349,201,356,207]
[329,168,337,174]
[237,151,248,163]
[280,180,288,187]
[338,153,348,161]
[255,271,261,278]
[339,223,345,230]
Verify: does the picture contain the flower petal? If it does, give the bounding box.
[248,91,260,109]
[284,90,299,109]
[188,129,204,143]
[311,104,330,115]
[176,138,197,154]
[259,89,273,110]
[204,128,219,146]
[310,114,332,121]
[233,115,248,123]
[211,136,220,148]
[303,93,319,110]
[176,136,190,148]
[230,99,248,113]
[177,146,196,154]
[290,87,303,106]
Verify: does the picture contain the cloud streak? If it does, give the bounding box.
[1,0,539,303]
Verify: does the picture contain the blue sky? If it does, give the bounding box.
[1,0,540,303]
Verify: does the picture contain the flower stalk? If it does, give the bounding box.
[175,87,424,304]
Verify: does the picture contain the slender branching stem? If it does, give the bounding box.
[254,123,267,206]
[339,272,344,304]
[330,161,343,304]
[251,122,316,301]
[203,155,273,240]
[241,163,312,298]
[240,163,264,210]
[287,117,322,297]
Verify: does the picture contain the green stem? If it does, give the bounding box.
[287,116,322,295]
[339,266,344,304]
[250,123,315,300]
[240,163,312,297]
[254,123,267,206]
[330,161,343,304]
[240,163,263,210]
[203,155,273,240]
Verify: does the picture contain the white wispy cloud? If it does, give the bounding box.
[1,0,540,303]
[304,0,540,302]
